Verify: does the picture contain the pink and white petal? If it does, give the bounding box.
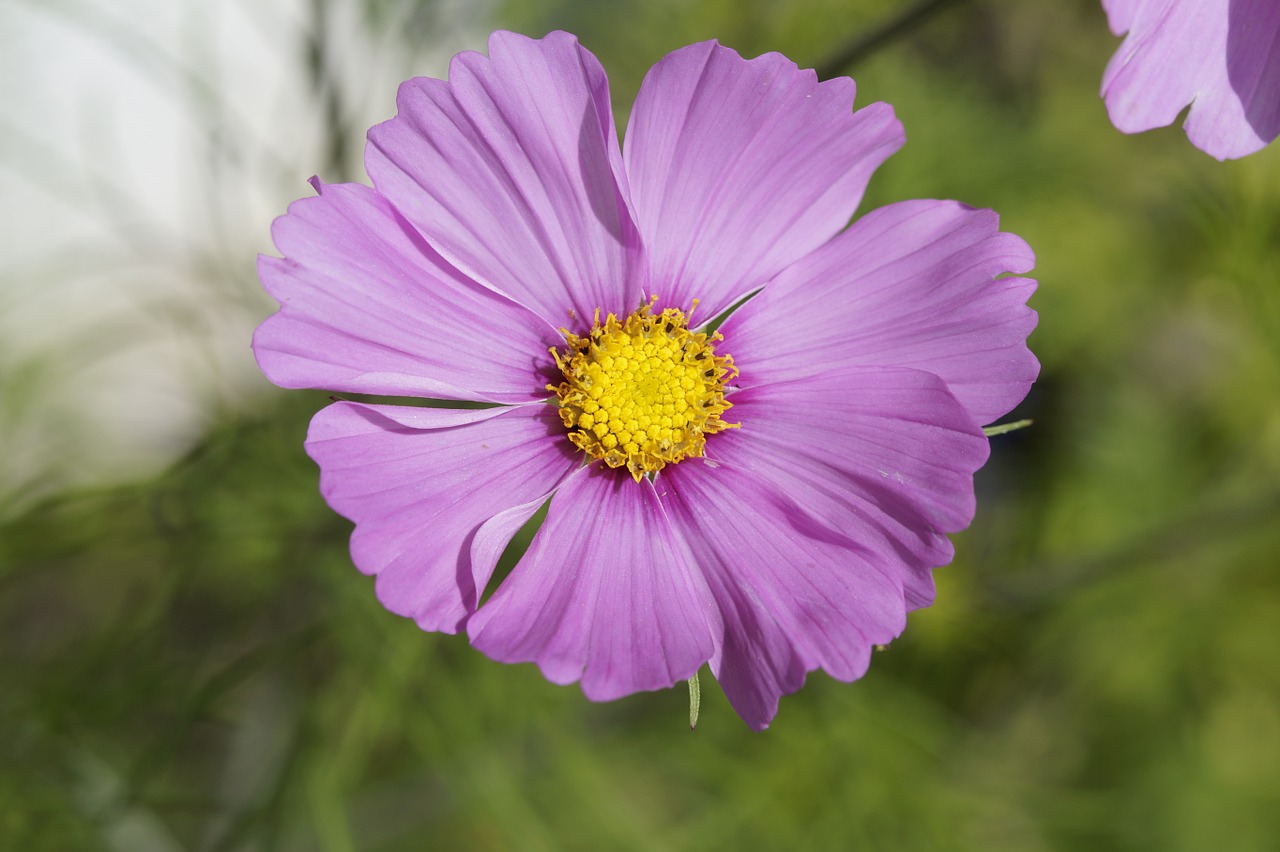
[306,401,578,634]
[468,467,717,702]
[1102,0,1280,160]
[660,460,909,731]
[715,366,989,611]
[623,40,904,319]
[722,199,1037,426]
[366,30,643,327]
[254,180,560,402]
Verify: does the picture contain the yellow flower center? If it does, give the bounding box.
[549,300,738,481]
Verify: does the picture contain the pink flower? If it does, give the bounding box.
[253,31,1038,729]
[1101,0,1280,160]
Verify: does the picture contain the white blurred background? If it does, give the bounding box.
[0,0,489,516]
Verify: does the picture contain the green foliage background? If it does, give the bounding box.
[4,0,1280,849]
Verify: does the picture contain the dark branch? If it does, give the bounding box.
[813,0,975,79]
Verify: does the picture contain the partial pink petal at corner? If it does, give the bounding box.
[723,199,1037,426]
[306,401,578,634]
[468,466,717,702]
[623,40,903,319]
[1101,0,1280,160]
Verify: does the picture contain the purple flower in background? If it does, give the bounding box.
[253,31,1038,730]
[1101,0,1280,160]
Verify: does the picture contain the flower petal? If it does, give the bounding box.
[306,401,577,633]
[660,459,909,731]
[623,40,904,319]
[254,180,560,402]
[722,199,1037,426]
[1101,0,1141,35]
[716,365,989,611]
[1101,0,1280,160]
[468,467,717,702]
[365,30,643,326]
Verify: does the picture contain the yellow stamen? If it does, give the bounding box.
[548,299,738,481]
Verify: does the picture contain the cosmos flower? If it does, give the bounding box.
[1100,0,1280,160]
[253,31,1038,730]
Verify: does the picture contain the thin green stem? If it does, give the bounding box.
[984,419,1034,438]
[688,672,702,730]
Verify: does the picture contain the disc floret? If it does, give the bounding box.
[549,300,738,481]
